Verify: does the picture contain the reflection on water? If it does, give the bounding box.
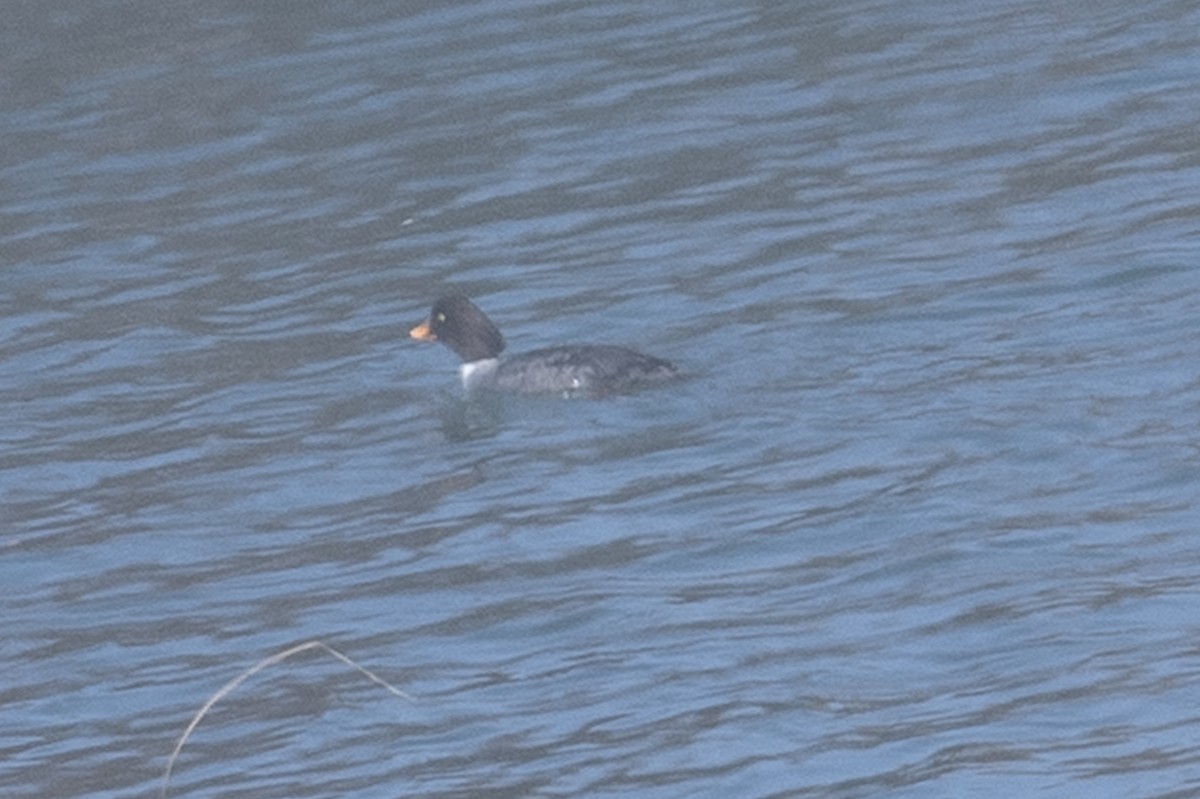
[4,1,1200,798]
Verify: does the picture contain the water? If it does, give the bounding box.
[4,1,1200,797]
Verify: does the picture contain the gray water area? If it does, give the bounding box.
[4,1,1200,797]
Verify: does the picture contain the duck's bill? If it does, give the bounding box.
[409,320,436,341]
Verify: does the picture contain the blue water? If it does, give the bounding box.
[4,1,1200,797]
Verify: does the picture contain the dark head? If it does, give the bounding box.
[410,295,506,362]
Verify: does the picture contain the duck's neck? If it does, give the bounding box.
[459,358,499,391]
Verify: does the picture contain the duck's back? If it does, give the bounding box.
[494,344,679,396]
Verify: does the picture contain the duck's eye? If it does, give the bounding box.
[436,312,446,322]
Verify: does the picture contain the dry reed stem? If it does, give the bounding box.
[161,640,413,798]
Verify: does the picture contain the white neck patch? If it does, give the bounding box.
[459,358,499,390]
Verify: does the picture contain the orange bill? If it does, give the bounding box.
[409,320,436,341]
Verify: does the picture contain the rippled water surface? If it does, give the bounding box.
[4,1,1200,797]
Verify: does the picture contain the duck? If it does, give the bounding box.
[410,295,680,396]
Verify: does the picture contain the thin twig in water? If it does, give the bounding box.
[161,640,413,799]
